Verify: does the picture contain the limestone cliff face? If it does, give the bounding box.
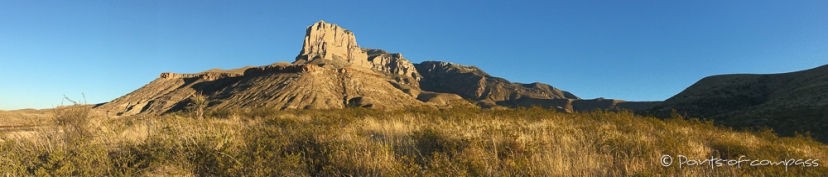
[295,20,369,67]
[294,21,421,85]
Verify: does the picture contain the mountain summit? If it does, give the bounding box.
[96,21,655,116]
[296,20,368,66]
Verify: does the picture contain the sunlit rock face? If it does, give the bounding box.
[294,20,422,83]
[295,20,370,67]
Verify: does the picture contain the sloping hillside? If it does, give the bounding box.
[647,64,828,141]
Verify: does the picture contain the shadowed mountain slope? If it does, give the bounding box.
[415,61,579,108]
[646,64,828,142]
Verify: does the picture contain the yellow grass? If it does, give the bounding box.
[1,106,825,176]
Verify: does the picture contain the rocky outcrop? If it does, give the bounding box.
[159,72,243,81]
[646,64,828,142]
[294,21,421,88]
[366,49,421,80]
[243,62,327,76]
[295,20,369,67]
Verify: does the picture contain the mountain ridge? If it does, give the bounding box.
[95,21,658,116]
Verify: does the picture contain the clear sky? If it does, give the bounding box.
[1,1,826,110]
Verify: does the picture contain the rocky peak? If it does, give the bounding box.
[294,21,421,82]
[295,20,370,67]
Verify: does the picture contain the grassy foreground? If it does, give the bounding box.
[1,105,826,176]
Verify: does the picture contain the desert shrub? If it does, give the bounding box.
[52,96,93,143]
[0,133,110,176]
[188,92,208,119]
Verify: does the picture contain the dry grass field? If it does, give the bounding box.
[0,108,53,126]
[1,104,825,176]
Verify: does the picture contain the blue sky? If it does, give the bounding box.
[1,1,826,110]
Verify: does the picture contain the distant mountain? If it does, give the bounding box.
[415,61,578,107]
[95,21,657,116]
[647,64,828,142]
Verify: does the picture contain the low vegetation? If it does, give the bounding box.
[1,104,826,176]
